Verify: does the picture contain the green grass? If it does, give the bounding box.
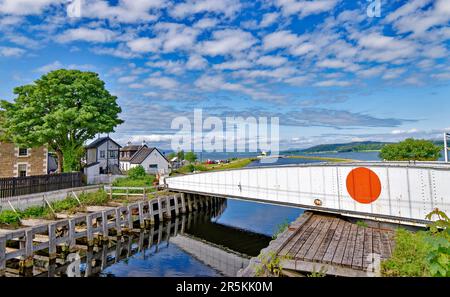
[0,190,113,227]
[112,175,156,187]
[381,228,432,277]
[78,190,110,205]
[272,219,290,239]
[0,210,21,226]
[173,158,256,175]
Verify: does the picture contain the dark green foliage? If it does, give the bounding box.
[127,165,147,179]
[381,229,431,276]
[184,151,198,163]
[379,138,441,161]
[294,141,389,153]
[0,69,123,172]
[79,190,109,205]
[382,209,450,277]
[0,210,21,225]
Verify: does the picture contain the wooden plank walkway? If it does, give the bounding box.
[0,192,224,277]
[239,211,396,277]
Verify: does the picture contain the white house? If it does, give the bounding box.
[85,136,121,176]
[121,145,170,174]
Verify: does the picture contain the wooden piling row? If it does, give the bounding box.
[0,193,223,277]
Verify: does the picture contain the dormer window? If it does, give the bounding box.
[18,148,28,157]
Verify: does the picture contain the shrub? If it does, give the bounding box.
[381,228,431,276]
[127,165,147,179]
[79,190,109,205]
[379,138,441,161]
[0,210,21,225]
[51,197,80,212]
[20,206,49,219]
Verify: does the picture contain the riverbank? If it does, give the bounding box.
[285,155,358,162]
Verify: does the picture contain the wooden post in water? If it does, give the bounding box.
[68,219,76,251]
[187,193,192,212]
[157,198,163,222]
[127,205,134,230]
[87,213,95,246]
[180,193,187,214]
[148,201,156,225]
[138,202,145,228]
[101,211,109,241]
[48,223,57,259]
[0,237,6,277]
[165,196,172,219]
[174,194,180,216]
[115,208,122,236]
[19,229,34,276]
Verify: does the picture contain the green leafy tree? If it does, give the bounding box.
[379,138,441,161]
[0,69,123,172]
[185,151,198,163]
[167,152,176,160]
[177,150,185,161]
[127,165,147,179]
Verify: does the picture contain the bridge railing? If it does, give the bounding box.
[164,163,450,225]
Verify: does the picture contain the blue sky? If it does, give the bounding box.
[0,0,449,150]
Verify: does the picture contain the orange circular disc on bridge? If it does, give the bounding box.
[346,167,381,204]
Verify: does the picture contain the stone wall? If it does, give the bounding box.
[0,142,48,178]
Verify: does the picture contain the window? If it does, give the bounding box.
[149,164,158,169]
[18,164,27,177]
[109,150,117,158]
[99,150,105,159]
[18,148,28,156]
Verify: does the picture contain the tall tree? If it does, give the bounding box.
[379,138,441,161]
[185,151,198,163]
[0,69,123,172]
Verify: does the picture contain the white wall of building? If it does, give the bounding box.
[130,149,169,174]
[95,140,120,172]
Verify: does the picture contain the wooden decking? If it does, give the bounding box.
[239,212,396,277]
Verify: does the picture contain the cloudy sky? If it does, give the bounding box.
[0,0,449,150]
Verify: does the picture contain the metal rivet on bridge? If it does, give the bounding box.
[346,167,381,204]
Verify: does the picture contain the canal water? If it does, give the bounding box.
[94,152,379,277]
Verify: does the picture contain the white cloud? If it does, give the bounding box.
[200,29,256,56]
[186,55,208,70]
[35,61,95,73]
[357,33,416,62]
[82,0,164,23]
[0,0,62,15]
[214,59,252,70]
[127,37,161,53]
[260,12,279,27]
[263,30,301,51]
[388,0,450,36]
[0,46,25,57]
[194,18,218,29]
[171,0,241,19]
[314,79,351,87]
[276,0,339,17]
[118,76,138,84]
[56,28,118,43]
[256,55,287,67]
[145,76,179,89]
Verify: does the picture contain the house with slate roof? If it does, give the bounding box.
[85,136,121,175]
[120,141,170,174]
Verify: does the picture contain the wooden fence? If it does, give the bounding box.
[0,172,83,199]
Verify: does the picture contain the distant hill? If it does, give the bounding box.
[285,139,445,154]
[285,141,391,154]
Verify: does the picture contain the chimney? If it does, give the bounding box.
[142,140,147,147]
